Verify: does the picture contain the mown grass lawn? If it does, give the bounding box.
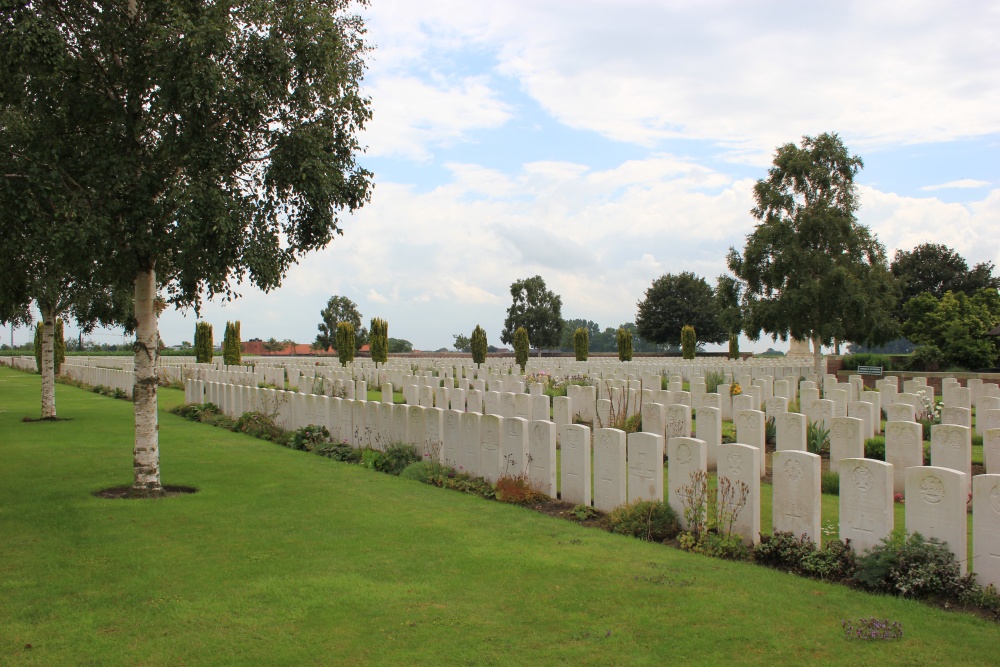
[1,366,998,666]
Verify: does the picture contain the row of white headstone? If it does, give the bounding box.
[184,377,1000,589]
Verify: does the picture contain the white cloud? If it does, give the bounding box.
[360,0,1000,163]
[920,179,991,191]
[859,186,1000,267]
[363,75,511,160]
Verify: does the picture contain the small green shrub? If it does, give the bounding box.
[361,443,419,475]
[288,424,330,452]
[678,531,751,560]
[807,420,829,455]
[317,442,361,462]
[799,539,856,581]
[821,470,840,495]
[428,469,495,498]
[400,461,452,483]
[605,500,679,542]
[853,530,972,600]
[174,402,221,422]
[235,410,285,442]
[764,416,776,446]
[752,532,856,581]
[865,436,886,460]
[495,473,549,504]
[753,531,815,569]
[203,413,235,430]
[840,353,892,371]
[704,370,726,394]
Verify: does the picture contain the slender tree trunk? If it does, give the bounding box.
[132,268,163,495]
[40,304,56,419]
[812,335,826,386]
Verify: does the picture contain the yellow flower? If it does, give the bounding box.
[730,382,742,396]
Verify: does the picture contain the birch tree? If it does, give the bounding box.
[2,0,373,495]
[727,133,897,379]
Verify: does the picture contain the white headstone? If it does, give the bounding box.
[973,474,1000,588]
[886,402,916,423]
[941,406,972,428]
[985,428,1000,474]
[885,420,923,495]
[500,416,528,478]
[483,391,500,416]
[479,414,503,484]
[593,428,628,512]
[839,458,894,553]
[627,431,665,503]
[531,394,550,423]
[460,411,481,476]
[695,406,722,470]
[977,402,1000,438]
[664,404,691,440]
[527,420,557,497]
[905,466,968,574]
[735,409,766,476]
[848,401,875,440]
[930,424,972,490]
[443,409,463,467]
[560,424,592,506]
[776,412,807,452]
[667,437,707,529]
[716,443,761,545]
[829,416,864,474]
[805,399,835,430]
[772,450,822,543]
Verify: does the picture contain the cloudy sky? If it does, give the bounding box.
[18,0,1000,351]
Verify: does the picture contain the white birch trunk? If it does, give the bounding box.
[812,335,826,386]
[40,305,56,419]
[132,268,162,494]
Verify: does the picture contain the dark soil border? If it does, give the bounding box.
[92,485,198,499]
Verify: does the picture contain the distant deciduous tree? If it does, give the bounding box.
[501,276,563,354]
[902,289,1000,369]
[317,296,367,352]
[387,338,412,353]
[891,243,1000,318]
[453,333,472,353]
[635,273,726,348]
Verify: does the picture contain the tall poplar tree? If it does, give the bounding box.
[2,1,373,495]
